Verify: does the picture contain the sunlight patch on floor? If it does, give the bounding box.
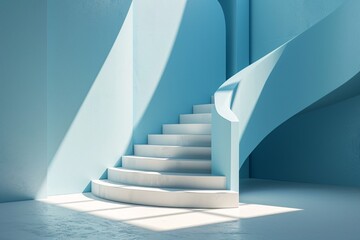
[40,193,301,231]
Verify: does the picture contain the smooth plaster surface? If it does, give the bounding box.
[133,0,225,144]
[0,0,47,202]
[47,0,133,195]
[250,0,345,61]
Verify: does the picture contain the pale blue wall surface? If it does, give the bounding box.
[250,0,345,61]
[0,0,47,202]
[133,0,225,144]
[218,0,249,78]
[47,0,133,195]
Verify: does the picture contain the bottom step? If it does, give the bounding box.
[92,180,239,209]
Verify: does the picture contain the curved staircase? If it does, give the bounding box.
[92,97,239,208]
[212,0,360,191]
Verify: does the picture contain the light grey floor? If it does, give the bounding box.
[1,179,359,240]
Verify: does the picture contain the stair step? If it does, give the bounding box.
[91,180,239,208]
[180,113,212,124]
[108,168,225,190]
[134,144,211,159]
[148,134,211,147]
[163,124,211,135]
[122,156,211,173]
[91,100,239,208]
[193,104,214,114]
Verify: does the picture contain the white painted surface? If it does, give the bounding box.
[163,124,211,135]
[148,134,211,147]
[122,156,211,173]
[134,144,211,159]
[92,180,238,208]
[193,104,214,113]
[90,100,232,209]
[107,168,225,189]
[180,113,212,124]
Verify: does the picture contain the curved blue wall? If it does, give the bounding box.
[47,0,133,195]
[249,0,360,187]
[241,0,360,167]
[218,0,249,78]
[213,0,360,190]
[252,92,360,187]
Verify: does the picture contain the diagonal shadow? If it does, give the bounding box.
[133,0,226,144]
[45,0,133,196]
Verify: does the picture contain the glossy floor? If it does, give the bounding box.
[0,179,359,240]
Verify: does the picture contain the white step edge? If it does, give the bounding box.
[163,124,211,135]
[122,156,211,173]
[148,134,211,147]
[193,104,214,114]
[92,180,239,208]
[180,113,212,124]
[108,167,226,190]
[134,144,211,159]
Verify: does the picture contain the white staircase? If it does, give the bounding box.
[92,97,239,208]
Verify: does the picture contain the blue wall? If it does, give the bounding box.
[47,0,225,195]
[133,0,225,144]
[213,0,360,190]
[0,0,47,202]
[3,0,353,200]
[218,0,249,78]
[248,0,360,187]
[251,93,360,187]
[47,0,133,195]
[0,0,226,201]
[250,0,345,61]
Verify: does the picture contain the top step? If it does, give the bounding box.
[193,104,214,114]
[180,113,211,124]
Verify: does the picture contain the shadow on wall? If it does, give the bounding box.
[239,0,360,163]
[302,70,360,113]
[214,0,360,191]
[133,0,226,144]
[218,0,250,78]
[251,72,360,187]
[45,0,226,196]
[212,46,285,190]
[238,0,360,185]
[46,0,133,196]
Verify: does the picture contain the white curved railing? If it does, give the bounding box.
[212,0,360,191]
